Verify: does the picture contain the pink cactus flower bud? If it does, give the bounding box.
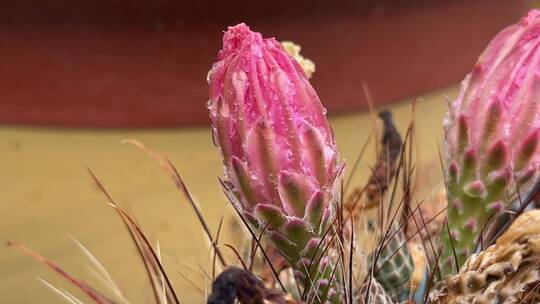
[207,23,342,302]
[442,10,540,274]
[446,10,540,184]
[208,23,340,221]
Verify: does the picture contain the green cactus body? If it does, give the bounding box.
[360,277,396,304]
[441,121,517,275]
[442,10,540,275]
[370,227,414,301]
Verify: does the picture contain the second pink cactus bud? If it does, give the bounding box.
[446,9,540,188]
[443,10,540,273]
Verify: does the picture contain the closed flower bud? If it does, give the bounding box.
[208,23,342,302]
[443,10,540,274]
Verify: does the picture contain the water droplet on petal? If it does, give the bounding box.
[206,69,213,84]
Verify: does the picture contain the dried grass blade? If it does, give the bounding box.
[7,241,116,304]
[108,203,180,304]
[68,235,129,304]
[39,277,86,304]
[222,244,248,270]
[85,166,168,304]
[123,139,227,267]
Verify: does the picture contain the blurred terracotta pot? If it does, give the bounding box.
[0,0,529,127]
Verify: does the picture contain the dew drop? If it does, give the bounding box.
[206,69,213,84]
[211,131,218,146]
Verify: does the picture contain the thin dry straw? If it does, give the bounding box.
[68,234,130,304]
[357,116,409,241]
[176,270,205,294]
[349,110,410,302]
[362,83,381,154]
[386,124,413,222]
[109,203,180,304]
[247,222,270,272]
[444,219,460,275]
[377,164,416,251]
[365,173,405,302]
[348,216,354,304]
[406,203,438,284]
[423,244,445,304]
[376,205,448,275]
[519,280,540,304]
[123,139,227,268]
[222,244,249,270]
[86,166,162,303]
[320,253,342,303]
[86,166,178,304]
[301,216,341,301]
[371,124,412,256]
[39,278,86,304]
[7,241,117,304]
[345,109,408,236]
[344,132,374,194]
[212,215,225,280]
[490,176,540,244]
[411,202,443,279]
[367,105,431,295]
[435,142,462,276]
